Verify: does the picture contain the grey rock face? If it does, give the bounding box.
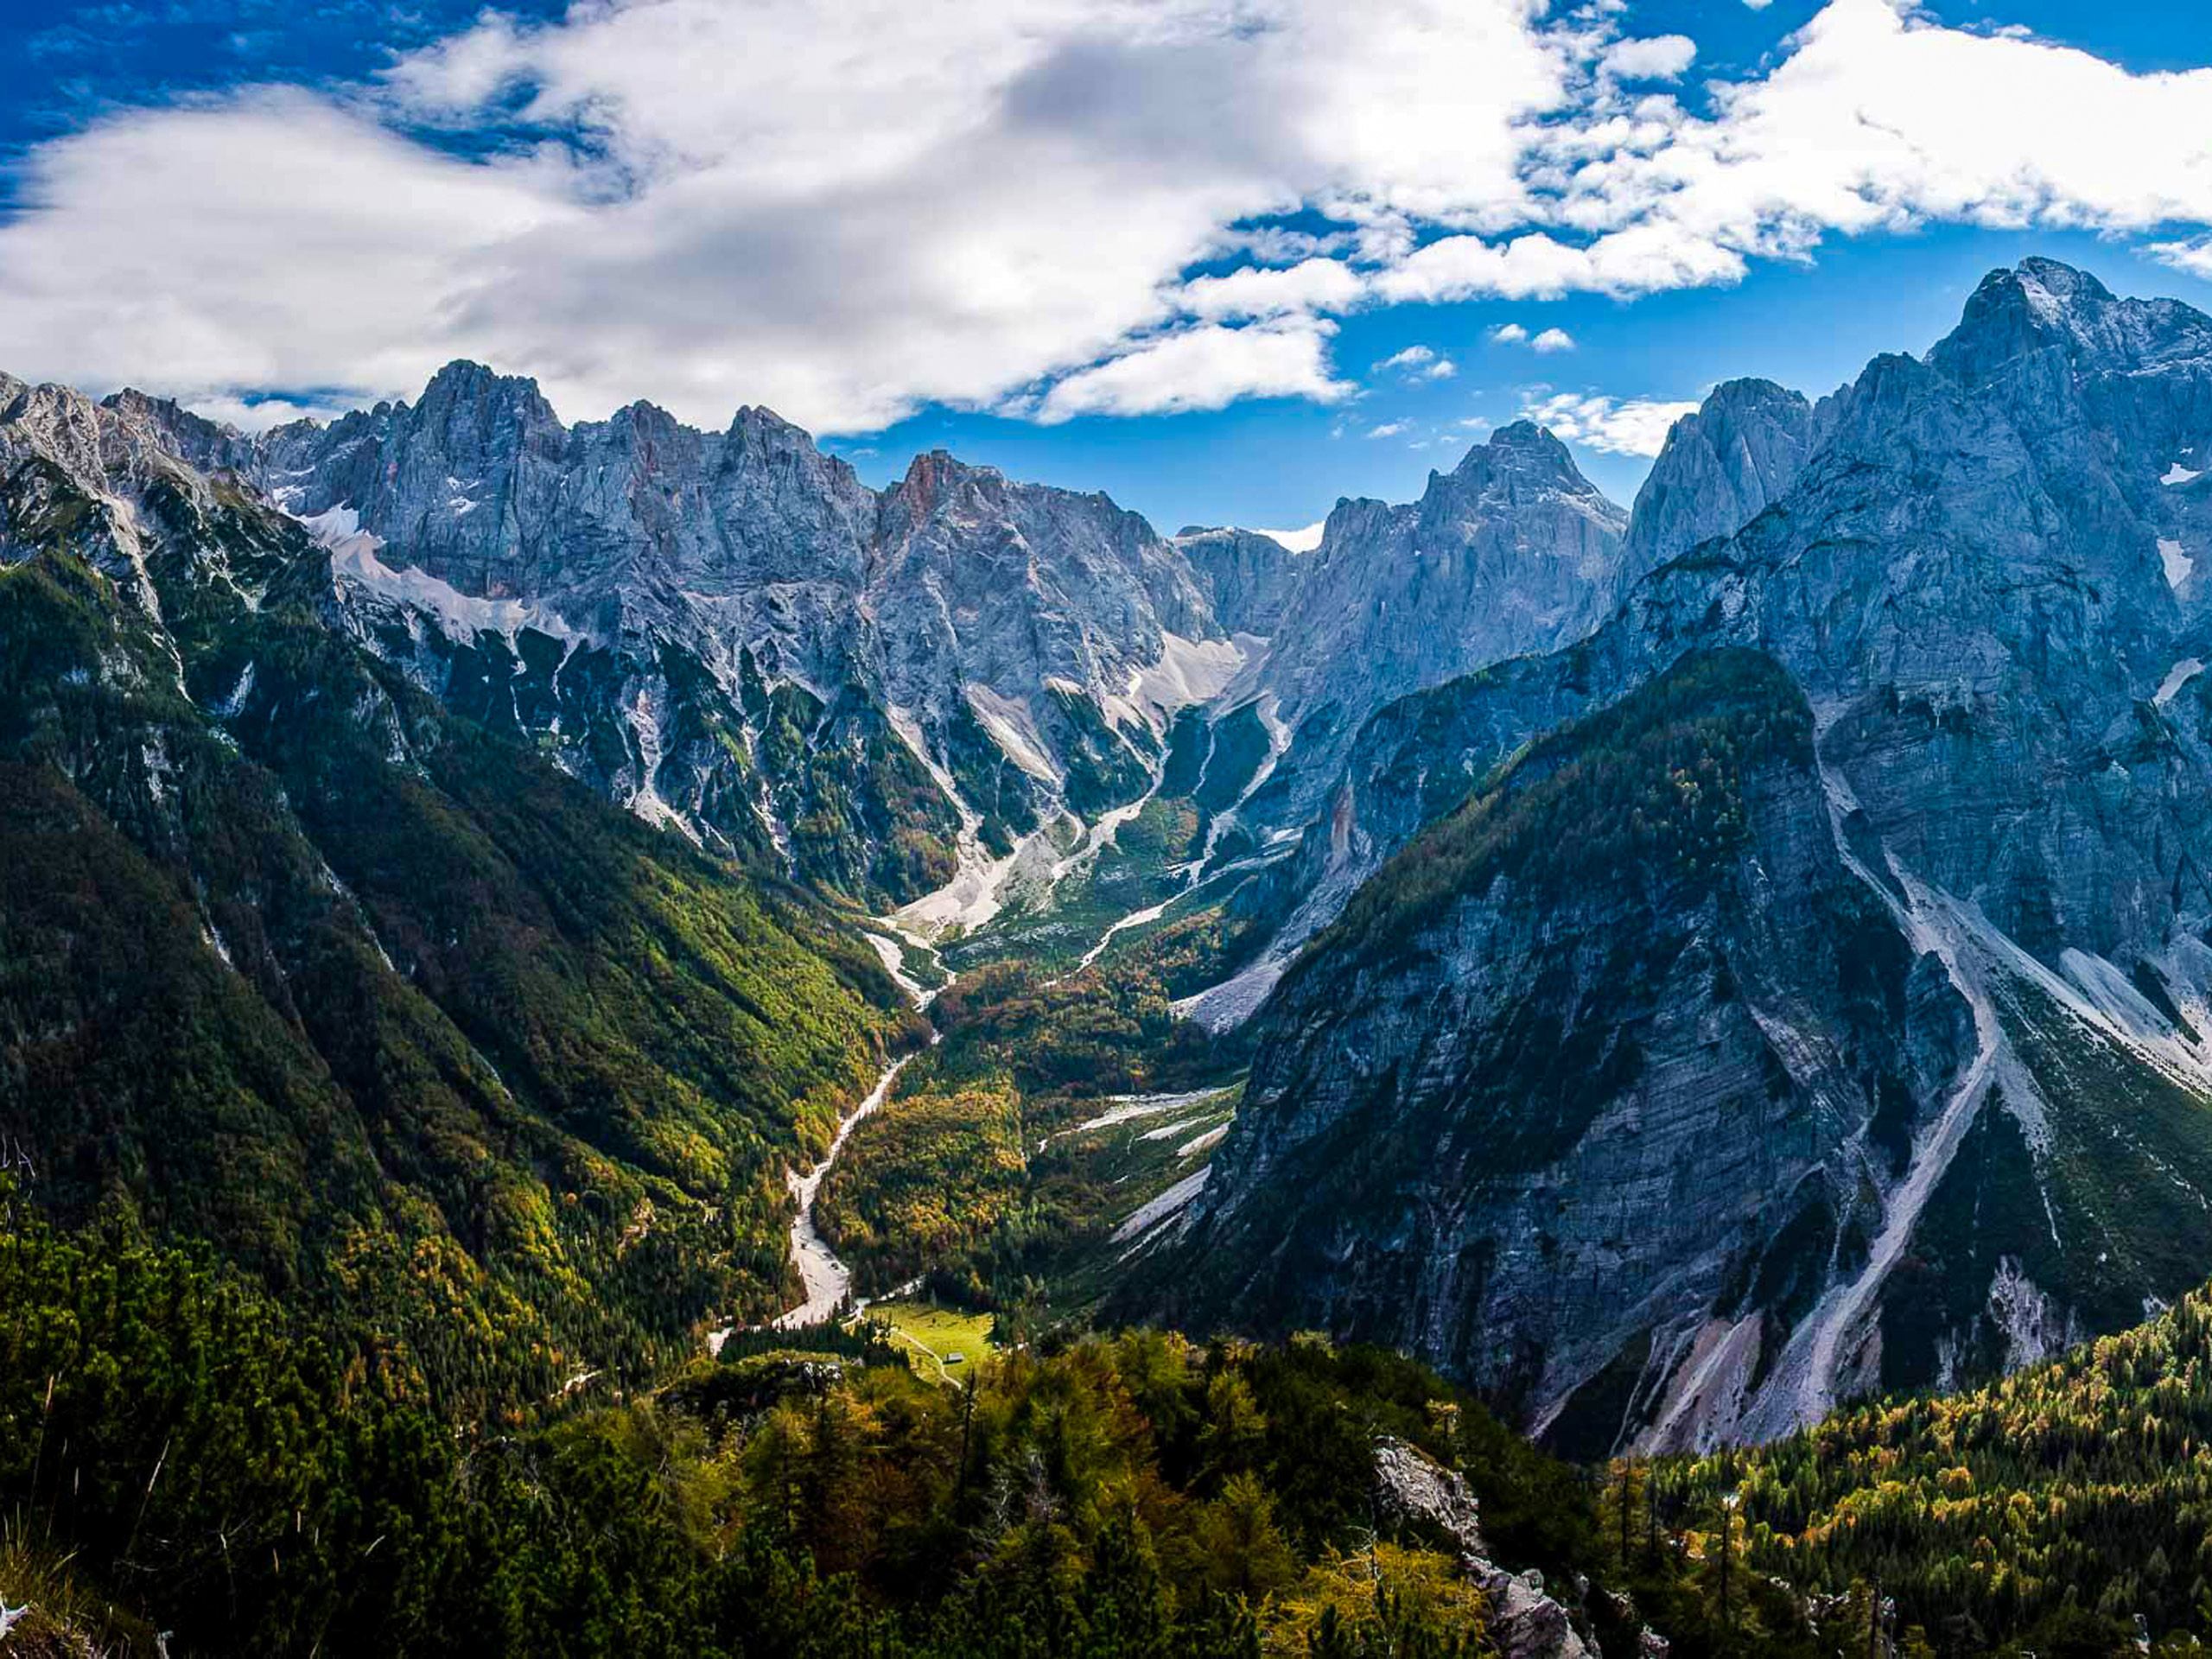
[125,363,1236,907]
[1620,377,1835,587]
[1230,422,1628,830]
[1173,525,1310,635]
[1151,259,2212,1447]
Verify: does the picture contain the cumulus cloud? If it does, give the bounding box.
[1520,391,1698,455]
[0,0,1569,432]
[1374,344,1457,379]
[1183,258,1364,321]
[1,0,2211,432]
[2152,238,2212,281]
[1487,321,1575,353]
[1033,320,1353,423]
[1366,421,1410,438]
[1600,35,1696,81]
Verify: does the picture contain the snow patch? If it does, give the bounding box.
[895,824,1055,942]
[2164,463,2203,486]
[863,931,938,1009]
[2157,658,2204,705]
[2160,537,2195,588]
[213,660,257,718]
[1128,632,1246,720]
[1176,1122,1230,1159]
[1111,1166,1211,1245]
[319,515,591,648]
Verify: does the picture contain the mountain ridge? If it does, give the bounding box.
[1133,257,2212,1450]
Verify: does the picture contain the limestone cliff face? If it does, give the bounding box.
[1173,525,1310,636]
[1149,261,2212,1448]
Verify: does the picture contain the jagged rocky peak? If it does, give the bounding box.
[873,444,1221,702]
[1149,256,2212,1451]
[87,358,1243,907]
[1931,256,2212,386]
[1917,257,2212,618]
[1448,417,1583,486]
[1414,420,1626,537]
[1224,420,1629,831]
[411,357,563,436]
[1623,378,1834,581]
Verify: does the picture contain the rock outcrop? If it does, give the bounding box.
[1370,1436,1593,1659]
[1618,376,1835,587]
[1173,524,1311,636]
[1227,422,1630,831]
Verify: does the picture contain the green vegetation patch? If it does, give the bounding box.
[865,1300,999,1382]
[1305,646,1814,975]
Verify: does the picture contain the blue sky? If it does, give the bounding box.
[4,0,2212,538]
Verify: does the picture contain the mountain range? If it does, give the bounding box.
[11,256,2212,1463]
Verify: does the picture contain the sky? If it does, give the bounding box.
[4,1,2212,539]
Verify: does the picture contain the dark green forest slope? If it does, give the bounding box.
[0,453,916,1413]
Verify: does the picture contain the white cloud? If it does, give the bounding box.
[2152,238,2212,281]
[1374,344,1457,379]
[1487,321,1574,353]
[1600,35,1696,81]
[181,392,361,433]
[1543,0,2212,264]
[3,0,2212,433]
[1183,258,1364,321]
[1254,520,1326,551]
[1519,391,1697,455]
[1366,421,1410,438]
[0,0,1571,433]
[1033,320,1353,423]
[1376,345,1438,370]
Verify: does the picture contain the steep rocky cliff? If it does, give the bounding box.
[0,375,915,1405]
[1143,259,2212,1448]
[1173,524,1311,636]
[1618,377,1835,587]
